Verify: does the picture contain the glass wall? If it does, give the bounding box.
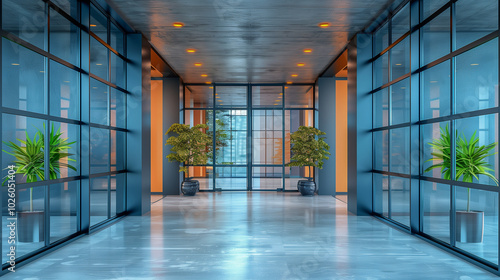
[1,0,127,267]
[371,0,500,269]
[182,84,315,191]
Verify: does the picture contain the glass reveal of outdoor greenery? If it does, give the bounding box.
[425,124,498,211]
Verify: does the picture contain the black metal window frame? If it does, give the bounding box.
[0,0,129,273]
[370,0,500,274]
[182,83,316,192]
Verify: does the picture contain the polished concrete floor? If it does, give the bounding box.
[2,192,497,279]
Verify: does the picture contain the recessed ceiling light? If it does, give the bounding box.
[278,96,282,98]
[287,81,293,84]
[92,87,97,89]
[297,63,305,67]
[96,63,102,66]
[291,74,298,77]
[205,82,211,84]
[279,93,283,95]
[186,49,196,53]
[274,103,279,106]
[216,96,220,98]
[430,81,438,83]
[173,22,184,28]
[318,22,330,28]
[195,63,203,67]
[201,74,208,77]
[64,81,70,83]
[90,24,97,27]
[40,71,44,73]
[285,87,289,89]
[395,63,402,66]
[303,49,313,53]
[11,63,19,66]
[209,87,214,89]
[471,63,479,66]
[215,93,218,95]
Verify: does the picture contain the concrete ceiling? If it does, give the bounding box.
[109,0,395,83]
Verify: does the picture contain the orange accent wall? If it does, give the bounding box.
[151,80,163,193]
[336,80,348,192]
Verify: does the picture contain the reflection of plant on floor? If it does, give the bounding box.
[2,124,76,211]
[425,124,498,211]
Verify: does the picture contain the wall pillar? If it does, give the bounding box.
[162,78,181,195]
[317,77,336,196]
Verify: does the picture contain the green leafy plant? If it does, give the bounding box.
[425,124,498,211]
[2,124,76,211]
[166,123,212,179]
[206,115,231,162]
[287,126,331,180]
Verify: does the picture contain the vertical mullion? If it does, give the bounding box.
[497,0,500,271]
[248,84,252,191]
[282,85,285,192]
[212,85,216,191]
[44,1,51,246]
[449,0,457,247]
[0,0,3,255]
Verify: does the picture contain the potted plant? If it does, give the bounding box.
[3,124,76,242]
[166,123,212,196]
[425,124,498,243]
[287,126,330,196]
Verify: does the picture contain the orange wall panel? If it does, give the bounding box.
[336,80,348,193]
[151,80,163,193]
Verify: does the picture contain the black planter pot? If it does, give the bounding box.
[181,180,199,196]
[456,211,484,243]
[18,211,44,243]
[298,180,316,196]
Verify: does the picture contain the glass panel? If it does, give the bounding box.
[90,176,109,226]
[252,86,283,108]
[421,8,451,66]
[422,0,449,20]
[455,114,498,186]
[2,0,46,49]
[216,86,247,107]
[421,181,450,243]
[185,86,213,108]
[215,167,247,190]
[455,187,498,264]
[253,110,283,165]
[391,78,410,125]
[111,130,126,171]
[391,4,410,42]
[456,0,498,50]
[421,121,450,179]
[285,86,313,108]
[2,39,46,115]
[50,121,79,178]
[373,88,389,128]
[50,60,80,120]
[110,22,124,54]
[50,181,78,243]
[216,110,247,165]
[90,79,109,125]
[2,114,45,184]
[110,88,126,128]
[110,53,125,88]
[373,130,389,171]
[2,186,46,262]
[90,128,110,174]
[110,173,125,217]
[421,61,451,120]
[373,173,389,217]
[284,110,314,165]
[374,22,389,54]
[90,4,108,41]
[390,37,410,81]
[252,167,282,190]
[185,110,213,165]
[390,127,410,174]
[390,176,410,226]
[90,37,109,80]
[285,166,312,191]
[455,39,498,114]
[52,0,78,18]
[188,167,214,191]
[49,7,79,66]
[373,53,389,88]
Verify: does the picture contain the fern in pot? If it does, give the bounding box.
[3,124,76,242]
[425,124,497,243]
